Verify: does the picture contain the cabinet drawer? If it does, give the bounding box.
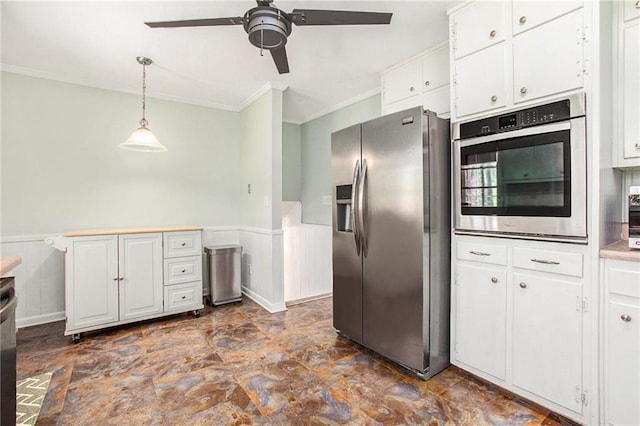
[164,231,202,258]
[421,46,449,92]
[164,255,202,286]
[607,262,640,298]
[513,247,583,277]
[457,241,508,265]
[164,281,202,313]
[624,0,640,22]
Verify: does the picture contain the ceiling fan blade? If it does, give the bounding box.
[145,17,245,28]
[270,46,290,74]
[290,9,392,26]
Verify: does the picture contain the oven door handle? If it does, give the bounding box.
[0,290,17,323]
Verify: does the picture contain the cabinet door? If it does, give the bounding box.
[423,85,450,117]
[421,45,450,92]
[67,236,118,331]
[607,299,640,426]
[513,9,584,104]
[383,95,421,115]
[623,21,640,160]
[454,43,507,118]
[118,233,163,321]
[383,60,421,105]
[513,272,583,414]
[512,1,583,35]
[452,1,506,59]
[624,0,640,22]
[455,263,507,380]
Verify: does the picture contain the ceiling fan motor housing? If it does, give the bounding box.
[244,6,292,50]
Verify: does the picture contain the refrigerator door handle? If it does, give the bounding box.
[358,158,368,257]
[351,160,361,255]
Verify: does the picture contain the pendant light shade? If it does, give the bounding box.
[119,56,167,152]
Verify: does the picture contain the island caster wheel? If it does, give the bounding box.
[193,310,201,318]
[72,333,81,344]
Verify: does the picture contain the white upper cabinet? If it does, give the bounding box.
[382,60,421,106]
[421,46,449,91]
[454,43,507,117]
[512,1,583,35]
[381,42,450,117]
[513,9,585,104]
[622,21,640,161]
[452,1,506,59]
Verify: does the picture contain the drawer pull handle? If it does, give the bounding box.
[469,250,491,256]
[489,30,496,38]
[621,314,632,322]
[490,277,498,283]
[530,258,560,265]
[181,242,186,247]
[181,296,186,300]
[491,95,498,102]
[519,282,527,289]
[181,269,186,273]
[519,16,527,24]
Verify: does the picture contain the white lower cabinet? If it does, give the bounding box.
[455,263,507,380]
[513,272,584,414]
[452,235,590,423]
[603,259,640,426]
[63,228,203,340]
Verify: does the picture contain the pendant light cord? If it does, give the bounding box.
[140,61,148,128]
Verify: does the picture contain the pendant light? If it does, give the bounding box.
[119,56,167,152]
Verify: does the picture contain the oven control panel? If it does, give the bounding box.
[459,99,572,139]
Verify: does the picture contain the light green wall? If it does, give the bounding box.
[300,94,381,225]
[0,71,241,236]
[239,88,283,230]
[282,122,301,201]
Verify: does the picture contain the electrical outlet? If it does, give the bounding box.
[322,195,332,205]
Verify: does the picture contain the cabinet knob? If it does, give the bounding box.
[490,277,498,283]
[181,242,186,246]
[113,277,119,281]
[491,95,498,102]
[489,30,496,38]
[635,142,640,149]
[424,81,430,87]
[636,0,640,8]
[181,269,186,273]
[409,86,415,92]
[520,87,528,95]
[519,282,527,289]
[621,314,632,322]
[181,295,186,300]
[519,16,527,24]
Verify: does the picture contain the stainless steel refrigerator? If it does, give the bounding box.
[331,107,450,379]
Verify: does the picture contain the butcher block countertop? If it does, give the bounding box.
[63,225,203,237]
[600,240,640,263]
[0,256,22,276]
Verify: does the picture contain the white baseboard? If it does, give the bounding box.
[286,292,332,307]
[241,286,287,313]
[16,311,65,329]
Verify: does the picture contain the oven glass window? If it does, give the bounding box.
[460,130,571,217]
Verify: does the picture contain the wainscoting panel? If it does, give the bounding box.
[0,236,65,328]
[282,202,332,303]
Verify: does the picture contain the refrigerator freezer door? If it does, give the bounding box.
[361,107,427,371]
[332,124,363,343]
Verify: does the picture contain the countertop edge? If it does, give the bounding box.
[600,240,640,263]
[63,226,203,237]
[0,256,22,276]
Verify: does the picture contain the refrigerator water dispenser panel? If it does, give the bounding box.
[336,184,353,232]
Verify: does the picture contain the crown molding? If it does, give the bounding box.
[239,81,289,111]
[297,87,381,125]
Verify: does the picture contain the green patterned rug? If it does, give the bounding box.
[16,372,52,426]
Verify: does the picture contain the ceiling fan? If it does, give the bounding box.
[145,0,392,74]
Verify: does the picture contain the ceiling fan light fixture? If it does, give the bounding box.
[119,56,167,152]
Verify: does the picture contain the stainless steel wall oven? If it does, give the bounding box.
[453,93,587,242]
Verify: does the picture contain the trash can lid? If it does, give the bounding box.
[204,245,242,254]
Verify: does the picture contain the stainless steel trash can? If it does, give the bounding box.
[204,245,242,306]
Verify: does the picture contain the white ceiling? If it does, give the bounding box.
[1,1,456,124]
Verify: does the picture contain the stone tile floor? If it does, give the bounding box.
[17,297,578,425]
